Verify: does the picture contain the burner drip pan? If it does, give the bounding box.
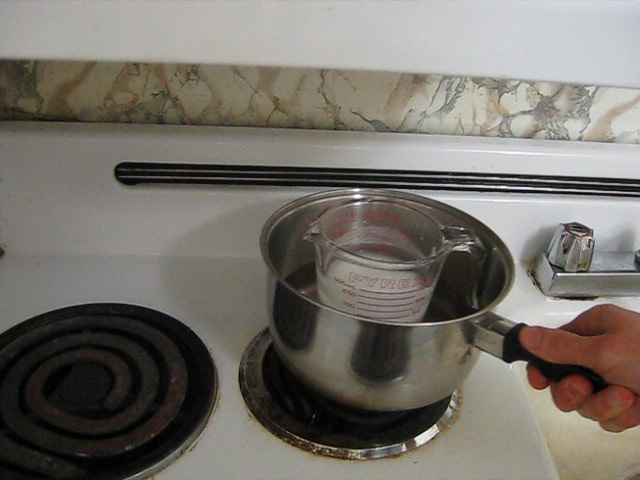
[0,303,217,480]
[239,329,459,460]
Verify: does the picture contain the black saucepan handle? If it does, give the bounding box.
[503,323,609,392]
[472,314,609,393]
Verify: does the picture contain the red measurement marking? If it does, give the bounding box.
[357,294,418,302]
[358,299,416,308]
[359,288,428,296]
[356,311,415,320]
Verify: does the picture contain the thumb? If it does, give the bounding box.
[519,325,600,370]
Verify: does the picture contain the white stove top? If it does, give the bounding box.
[1,121,639,479]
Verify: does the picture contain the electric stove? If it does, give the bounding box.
[1,121,640,479]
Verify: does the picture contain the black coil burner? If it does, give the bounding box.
[239,329,459,460]
[0,303,217,480]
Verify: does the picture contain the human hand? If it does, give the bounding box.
[519,304,640,432]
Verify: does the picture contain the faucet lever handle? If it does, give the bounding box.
[546,222,595,272]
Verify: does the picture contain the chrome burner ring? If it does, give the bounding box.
[239,328,459,460]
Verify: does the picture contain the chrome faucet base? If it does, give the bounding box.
[533,253,640,298]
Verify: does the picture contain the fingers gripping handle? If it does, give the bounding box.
[472,314,609,393]
[504,323,609,393]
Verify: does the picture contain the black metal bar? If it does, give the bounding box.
[114,162,640,197]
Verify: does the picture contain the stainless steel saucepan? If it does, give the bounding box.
[260,188,607,411]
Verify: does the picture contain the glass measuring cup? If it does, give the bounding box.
[304,199,481,323]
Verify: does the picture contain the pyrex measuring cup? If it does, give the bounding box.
[304,199,481,323]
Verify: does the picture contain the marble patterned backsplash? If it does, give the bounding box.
[1,60,639,144]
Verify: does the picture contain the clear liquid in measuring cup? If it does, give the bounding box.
[316,230,437,323]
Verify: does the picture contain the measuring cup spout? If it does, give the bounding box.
[304,220,333,250]
[303,220,331,272]
[303,220,321,243]
[441,226,485,255]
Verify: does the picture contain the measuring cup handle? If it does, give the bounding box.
[441,226,485,255]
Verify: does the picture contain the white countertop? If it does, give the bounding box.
[1,0,639,88]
